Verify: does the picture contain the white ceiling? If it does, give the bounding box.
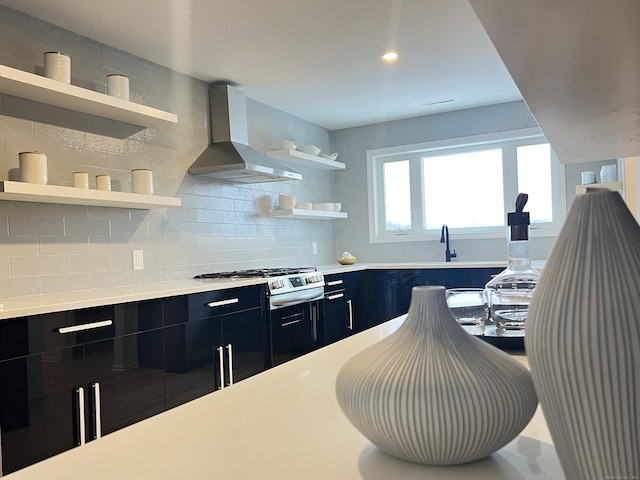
[0,0,523,130]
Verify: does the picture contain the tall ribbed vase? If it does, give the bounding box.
[526,190,640,479]
[335,285,538,465]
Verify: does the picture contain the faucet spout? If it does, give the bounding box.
[440,224,457,262]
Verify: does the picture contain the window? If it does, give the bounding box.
[367,128,565,243]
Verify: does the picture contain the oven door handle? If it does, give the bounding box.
[270,291,324,307]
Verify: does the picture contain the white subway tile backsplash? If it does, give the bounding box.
[11,254,66,276]
[65,218,111,236]
[9,216,64,236]
[88,236,132,254]
[41,272,91,294]
[110,219,148,238]
[90,270,134,289]
[3,275,41,297]
[66,253,111,273]
[0,257,9,278]
[39,236,89,255]
[38,203,89,219]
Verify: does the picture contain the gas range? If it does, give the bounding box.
[195,267,325,309]
[194,267,318,279]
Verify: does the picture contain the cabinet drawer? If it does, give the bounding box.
[181,286,264,324]
[0,307,116,358]
[0,301,164,361]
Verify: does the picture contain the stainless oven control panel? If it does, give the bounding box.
[267,272,325,295]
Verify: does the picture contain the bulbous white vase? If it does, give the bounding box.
[335,285,538,465]
[526,190,640,479]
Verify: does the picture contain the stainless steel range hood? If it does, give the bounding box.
[189,84,302,183]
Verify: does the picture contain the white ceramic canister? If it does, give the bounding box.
[107,74,130,101]
[19,151,48,184]
[44,51,71,83]
[73,172,89,189]
[96,175,111,191]
[131,169,153,194]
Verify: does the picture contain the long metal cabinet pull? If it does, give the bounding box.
[347,299,354,330]
[207,298,239,308]
[311,304,318,343]
[226,344,234,386]
[56,319,113,334]
[217,346,225,390]
[1,423,4,477]
[91,382,102,439]
[326,293,344,301]
[326,280,344,287]
[75,387,86,446]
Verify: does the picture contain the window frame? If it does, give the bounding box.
[366,127,566,244]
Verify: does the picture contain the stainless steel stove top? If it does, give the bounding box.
[194,267,317,279]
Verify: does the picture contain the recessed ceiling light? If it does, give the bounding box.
[381,51,398,62]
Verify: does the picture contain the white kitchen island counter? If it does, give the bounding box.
[5,315,564,480]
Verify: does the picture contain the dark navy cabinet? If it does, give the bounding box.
[163,285,267,409]
[0,301,166,475]
[362,267,504,328]
[323,270,365,344]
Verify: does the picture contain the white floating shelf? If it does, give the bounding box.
[575,182,623,194]
[0,65,177,127]
[268,208,348,220]
[0,181,181,209]
[266,149,345,171]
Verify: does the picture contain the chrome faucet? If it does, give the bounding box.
[440,224,457,262]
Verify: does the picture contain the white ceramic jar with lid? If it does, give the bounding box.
[44,51,71,83]
[19,151,48,184]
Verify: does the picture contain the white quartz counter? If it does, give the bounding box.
[5,315,564,480]
[0,262,513,320]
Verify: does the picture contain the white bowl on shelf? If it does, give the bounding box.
[295,202,312,210]
[303,145,321,156]
[279,194,295,210]
[280,140,297,151]
[320,152,339,161]
[313,203,334,211]
[331,203,342,212]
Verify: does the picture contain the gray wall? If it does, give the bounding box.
[0,5,336,299]
[331,101,559,263]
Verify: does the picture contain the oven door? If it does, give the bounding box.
[269,300,323,367]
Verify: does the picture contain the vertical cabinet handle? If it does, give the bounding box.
[90,382,102,440]
[0,424,4,477]
[73,386,86,446]
[217,346,225,390]
[311,304,318,343]
[347,299,354,330]
[226,344,234,386]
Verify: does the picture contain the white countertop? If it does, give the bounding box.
[5,315,564,480]
[0,262,514,320]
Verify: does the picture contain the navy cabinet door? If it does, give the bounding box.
[0,301,166,475]
[0,345,83,474]
[163,287,267,410]
[324,271,366,344]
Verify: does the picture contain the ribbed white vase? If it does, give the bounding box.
[526,189,640,479]
[335,285,538,465]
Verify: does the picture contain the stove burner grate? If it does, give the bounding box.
[194,267,317,279]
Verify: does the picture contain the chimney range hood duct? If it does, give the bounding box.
[188,84,301,183]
